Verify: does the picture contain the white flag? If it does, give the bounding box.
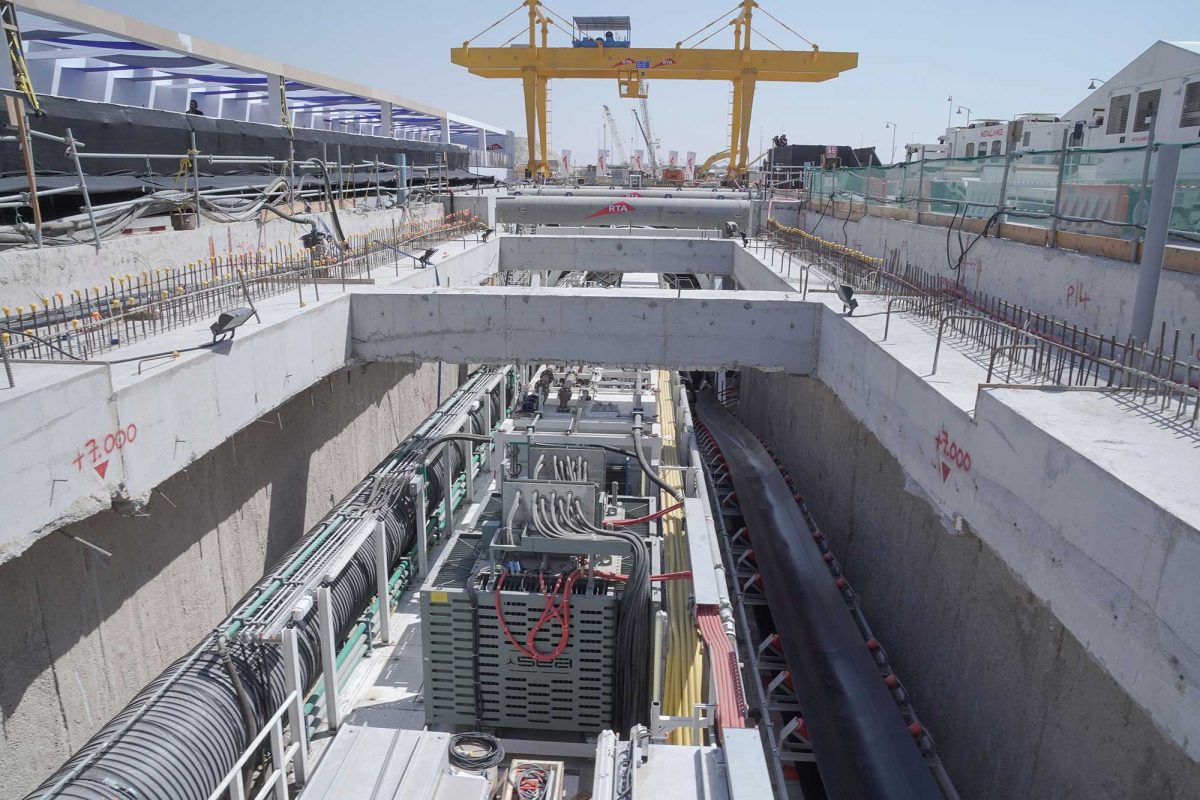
[686,151,696,180]
[633,149,644,172]
[668,150,679,167]
[560,149,572,177]
[597,149,607,174]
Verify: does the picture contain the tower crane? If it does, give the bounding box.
[634,99,659,177]
[601,104,629,167]
[451,1,858,179]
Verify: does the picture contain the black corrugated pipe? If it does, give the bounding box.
[29,637,290,800]
[696,391,942,800]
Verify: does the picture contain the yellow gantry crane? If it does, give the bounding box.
[451,1,857,179]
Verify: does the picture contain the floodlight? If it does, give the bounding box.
[210,307,255,342]
[835,284,859,316]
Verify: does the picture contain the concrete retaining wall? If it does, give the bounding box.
[803,208,1200,342]
[737,370,1200,799]
[731,293,1200,796]
[0,202,444,308]
[732,245,794,291]
[437,190,500,227]
[0,359,444,799]
[0,238,499,565]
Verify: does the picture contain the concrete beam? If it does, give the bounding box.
[498,235,735,276]
[496,196,750,230]
[350,286,819,372]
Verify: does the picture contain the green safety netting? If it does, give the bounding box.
[795,141,1200,242]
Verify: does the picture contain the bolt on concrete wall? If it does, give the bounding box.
[0,359,445,798]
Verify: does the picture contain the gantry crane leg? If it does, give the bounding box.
[728,79,743,181]
[735,72,757,178]
[522,69,539,178]
[536,74,550,177]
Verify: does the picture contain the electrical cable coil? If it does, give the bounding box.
[448,732,505,771]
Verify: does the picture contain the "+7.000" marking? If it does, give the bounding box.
[72,423,138,479]
[934,428,971,482]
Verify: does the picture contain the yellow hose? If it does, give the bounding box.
[656,371,705,745]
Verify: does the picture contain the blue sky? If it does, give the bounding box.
[88,0,1200,165]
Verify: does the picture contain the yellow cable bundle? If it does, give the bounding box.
[656,371,705,745]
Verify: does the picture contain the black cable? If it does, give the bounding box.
[449,732,505,770]
[305,158,348,249]
[1,326,82,360]
[216,636,259,742]
[951,209,1003,272]
[807,190,833,235]
[632,413,682,502]
[466,568,486,726]
[565,502,651,731]
[841,192,854,245]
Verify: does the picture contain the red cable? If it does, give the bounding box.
[593,569,693,583]
[603,501,684,526]
[494,568,580,663]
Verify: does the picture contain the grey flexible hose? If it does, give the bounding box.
[632,413,683,502]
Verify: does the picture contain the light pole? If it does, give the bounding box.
[1087,77,1107,90]
[946,95,953,129]
[956,105,973,126]
[884,121,898,164]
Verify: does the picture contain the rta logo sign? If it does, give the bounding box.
[586,201,636,219]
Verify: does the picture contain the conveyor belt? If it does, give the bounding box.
[696,391,941,800]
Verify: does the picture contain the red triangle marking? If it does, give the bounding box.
[94,461,109,479]
[940,462,951,482]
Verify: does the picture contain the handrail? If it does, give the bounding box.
[205,689,301,800]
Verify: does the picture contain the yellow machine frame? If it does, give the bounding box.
[451,1,857,179]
